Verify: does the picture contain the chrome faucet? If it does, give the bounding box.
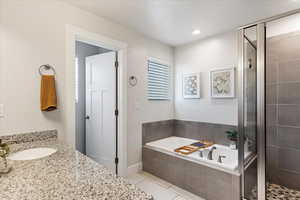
[217,155,226,163]
[207,146,216,160]
[199,150,203,158]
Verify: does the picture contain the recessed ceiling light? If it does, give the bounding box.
[192,29,201,35]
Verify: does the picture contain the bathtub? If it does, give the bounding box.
[145,136,251,172]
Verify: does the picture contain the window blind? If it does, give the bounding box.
[148,60,170,100]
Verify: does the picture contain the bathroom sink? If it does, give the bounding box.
[8,147,57,161]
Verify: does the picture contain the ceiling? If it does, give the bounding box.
[60,0,300,46]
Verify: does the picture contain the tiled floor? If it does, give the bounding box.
[249,183,300,200]
[126,171,205,200]
[267,183,300,200]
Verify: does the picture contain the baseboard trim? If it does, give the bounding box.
[127,162,142,176]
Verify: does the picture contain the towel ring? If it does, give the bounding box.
[39,64,56,76]
[129,76,138,86]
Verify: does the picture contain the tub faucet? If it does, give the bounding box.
[199,150,203,158]
[217,155,226,163]
[207,146,216,160]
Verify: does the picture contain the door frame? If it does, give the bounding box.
[65,24,128,176]
[237,23,266,200]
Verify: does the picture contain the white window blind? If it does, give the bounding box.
[148,59,170,100]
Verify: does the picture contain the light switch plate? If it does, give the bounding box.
[0,104,4,118]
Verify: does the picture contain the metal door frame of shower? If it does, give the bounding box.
[238,8,300,200]
[237,24,266,200]
[238,21,267,200]
[257,23,266,200]
[237,27,245,198]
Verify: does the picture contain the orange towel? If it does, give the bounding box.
[40,75,57,111]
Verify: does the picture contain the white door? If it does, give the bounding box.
[85,52,116,173]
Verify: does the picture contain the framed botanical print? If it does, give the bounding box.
[210,68,235,98]
[183,73,200,99]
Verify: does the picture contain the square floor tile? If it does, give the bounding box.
[136,179,178,200]
[126,172,146,184]
[141,171,172,189]
[173,196,190,200]
[169,185,205,200]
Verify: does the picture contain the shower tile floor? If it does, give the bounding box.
[126,171,205,200]
[250,183,300,200]
[267,183,300,200]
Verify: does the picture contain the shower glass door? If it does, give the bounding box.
[238,23,266,200]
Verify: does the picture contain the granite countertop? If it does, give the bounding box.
[0,131,152,200]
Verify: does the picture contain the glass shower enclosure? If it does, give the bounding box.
[238,23,266,200]
[238,9,300,200]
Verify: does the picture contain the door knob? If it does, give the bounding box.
[85,116,90,120]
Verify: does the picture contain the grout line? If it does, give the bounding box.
[144,176,172,189]
[135,177,146,185]
[127,173,147,185]
[138,172,204,200]
[171,194,181,200]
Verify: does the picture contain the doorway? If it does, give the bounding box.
[75,41,118,173]
[66,25,128,176]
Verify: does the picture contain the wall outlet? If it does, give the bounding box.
[0,104,4,118]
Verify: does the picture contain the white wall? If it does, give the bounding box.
[0,0,174,167]
[174,32,238,126]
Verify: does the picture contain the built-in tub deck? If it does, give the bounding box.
[142,136,251,200]
[145,136,251,175]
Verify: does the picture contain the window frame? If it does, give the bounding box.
[147,57,171,101]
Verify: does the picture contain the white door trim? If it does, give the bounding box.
[65,24,128,176]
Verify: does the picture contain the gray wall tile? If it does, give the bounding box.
[266,84,277,105]
[142,120,174,144]
[142,120,236,146]
[266,105,277,126]
[142,147,239,200]
[279,59,300,82]
[204,167,234,200]
[276,34,300,61]
[266,126,277,147]
[173,120,235,146]
[267,147,278,181]
[278,83,300,104]
[278,105,300,127]
[266,32,300,190]
[184,162,206,198]
[273,169,300,191]
[277,126,300,149]
[278,148,300,173]
[266,61,278,84]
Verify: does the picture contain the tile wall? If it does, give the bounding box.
[266,31,300,190]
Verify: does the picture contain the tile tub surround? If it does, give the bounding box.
[0,132,152,200]
[142,147,240,200]
[266,31,300,191]
[142,119,236,146]
[142,120,174,145]
[173,120,236,146]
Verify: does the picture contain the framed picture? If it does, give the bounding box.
[182,73,200,99]
[210,68,235,98]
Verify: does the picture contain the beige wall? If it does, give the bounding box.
[0,0,174,166]
[174,32,238,126]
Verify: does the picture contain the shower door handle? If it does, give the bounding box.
[85,116,90,120]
